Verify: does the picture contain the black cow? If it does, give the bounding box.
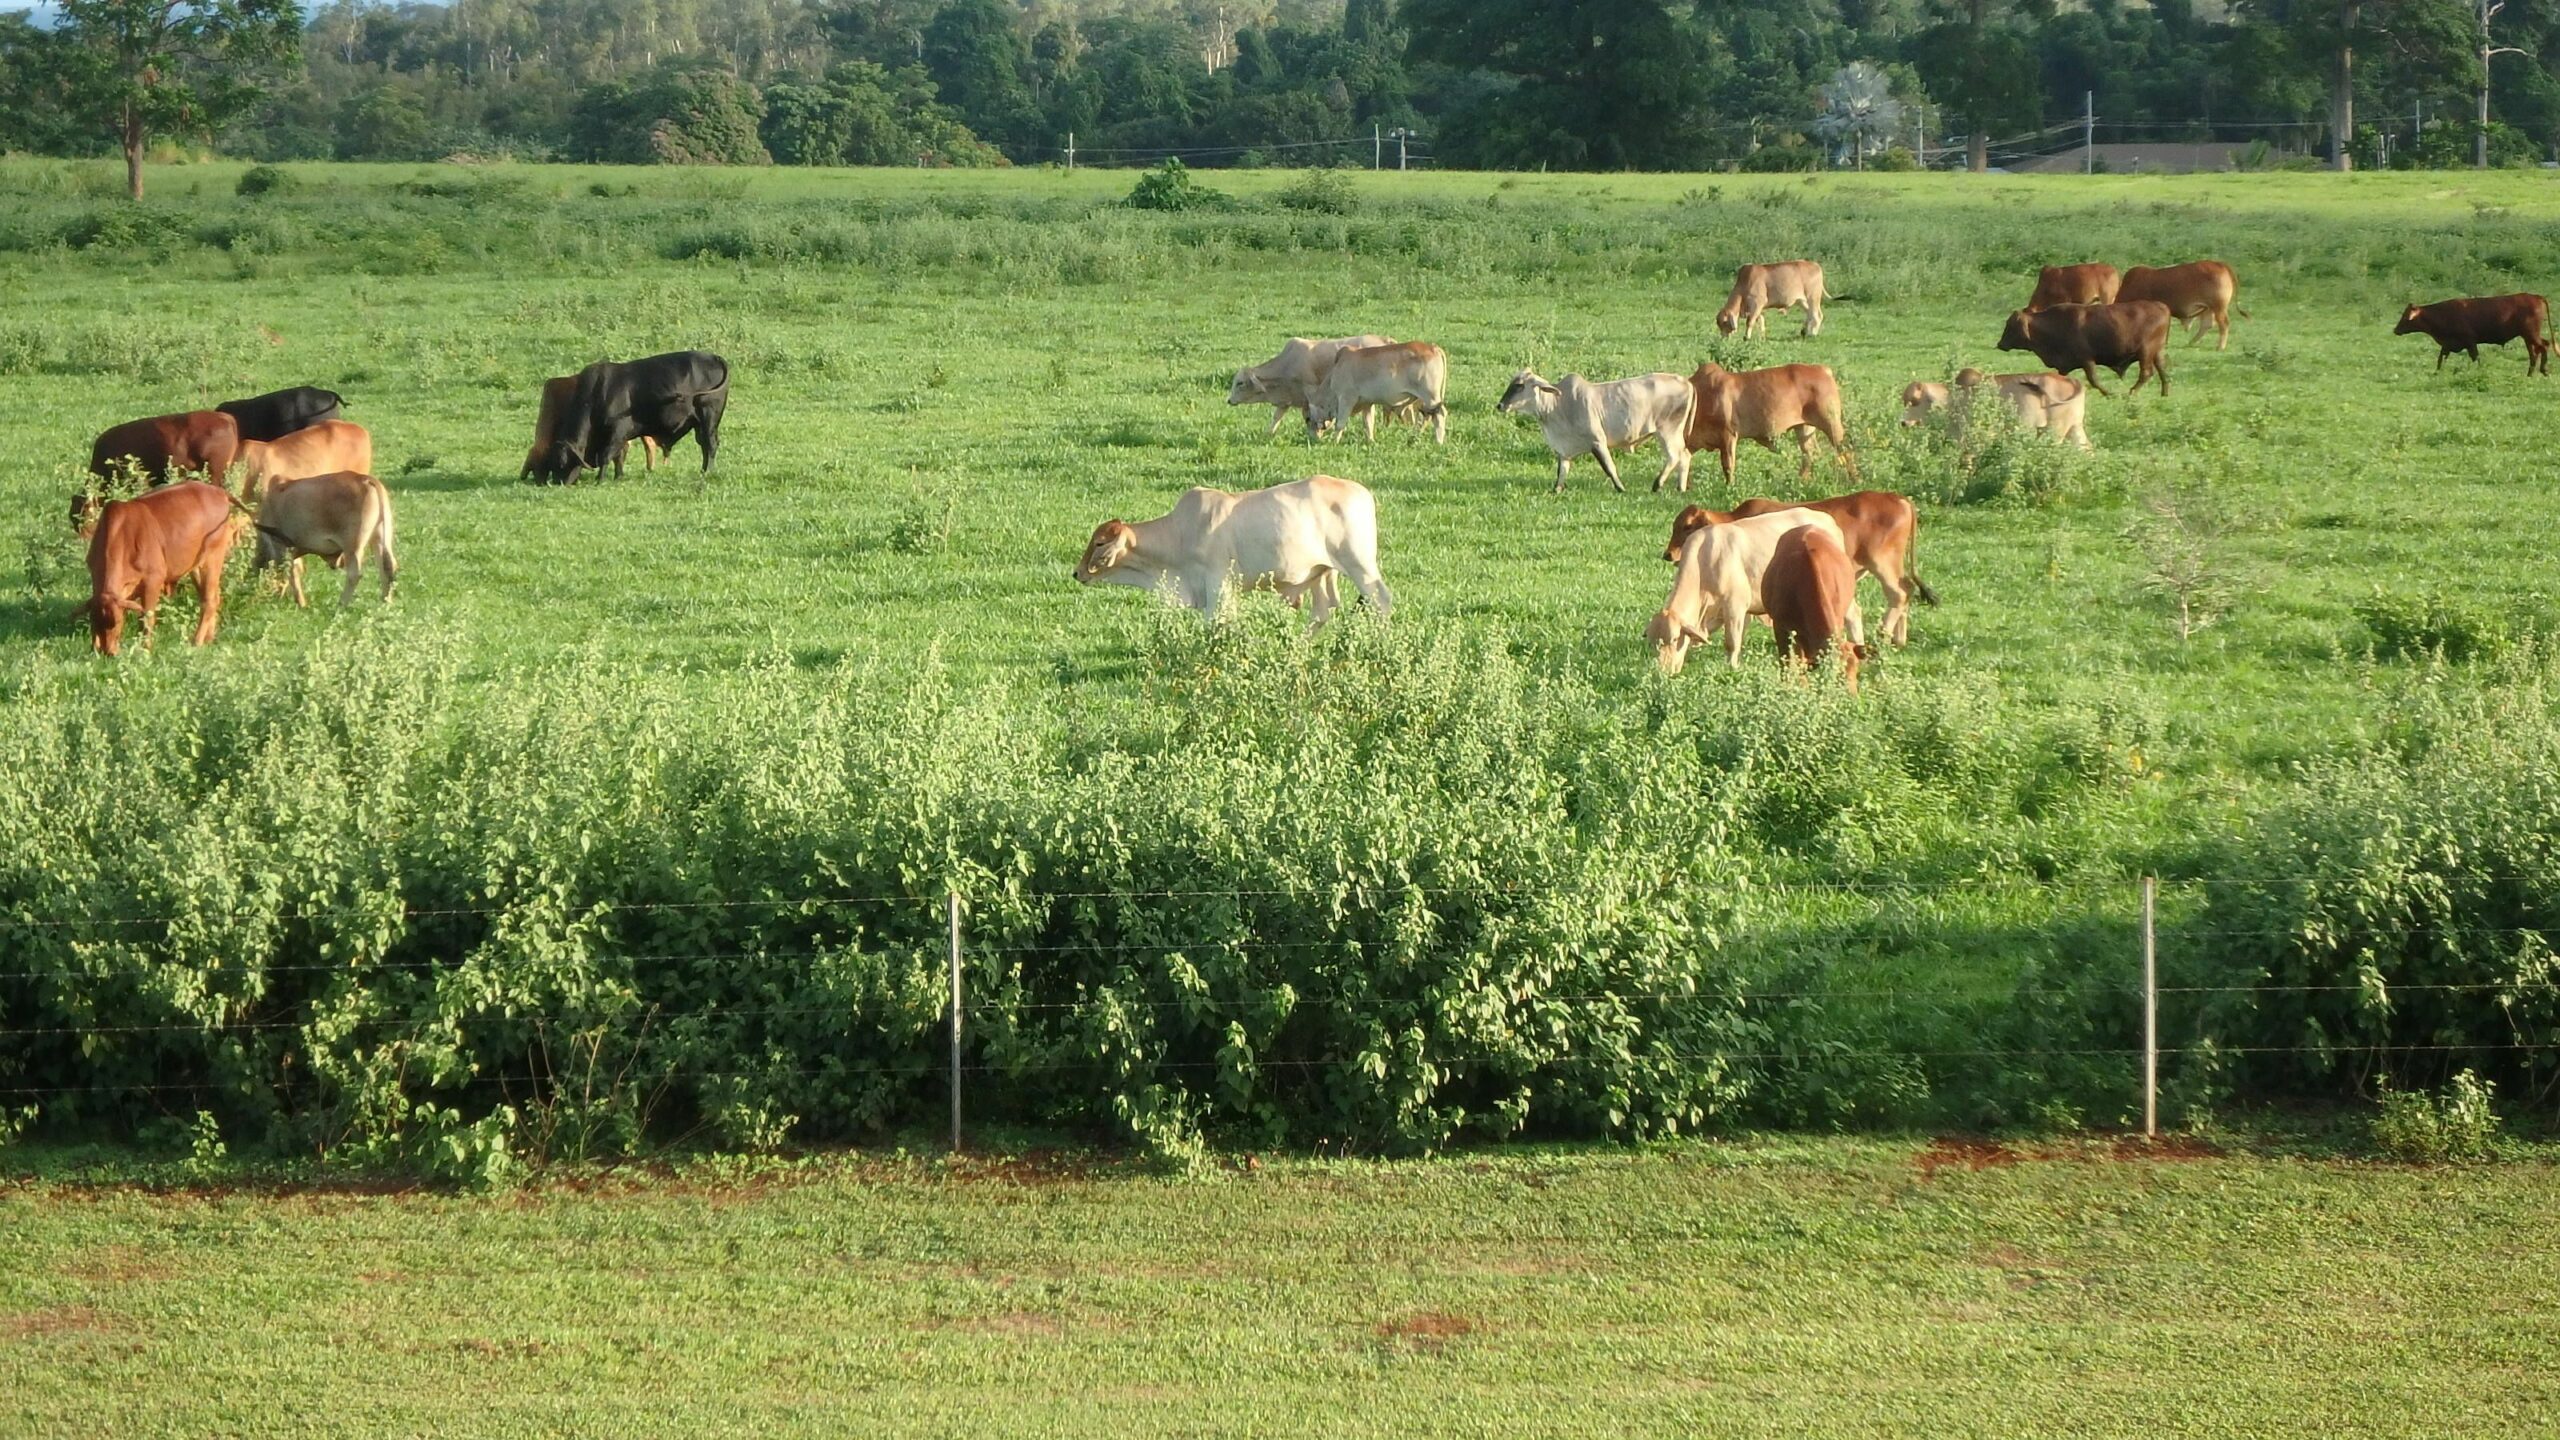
[2394,295,2551,374]
[536,351,728,485]
[218,387,345,443]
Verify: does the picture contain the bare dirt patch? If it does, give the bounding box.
[1375,1311,1482,1353]
[932,1311,1068,1338]
[1,1306,110,1339]
[1916,1134,2224,1179]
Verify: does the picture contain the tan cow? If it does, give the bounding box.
[522,374,661,482]
[1899,369,2090,451]
[231,419,373,503]
[2026,263,2121,311]
[1763,525,1866,694]
[1312,342,1448,444]
[1228,335,1395,437]
[1647,506,1860,675]
[1685,362,1859,488]
[1664,491,1935,647]
[2117,261,2242,350]
[1715,261,1828,339]
[1074,474,1390,627]
[249,471,398,608]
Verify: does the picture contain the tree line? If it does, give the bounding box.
[7,0,2560,197]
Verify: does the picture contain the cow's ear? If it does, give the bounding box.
[1536,382,1559,396]
[1681,623,1713,646]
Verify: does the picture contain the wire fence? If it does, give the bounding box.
[4,875,2555,1149]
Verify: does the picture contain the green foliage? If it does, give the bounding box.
[573,64,771,167]
[1274,167,1358,215]
[2355,588,2511,662]
[2371,1070,2503,1163]
[1125,158,1233,212]
[235,162,296,197]
[885,490,957,553]
[48,0,303,197]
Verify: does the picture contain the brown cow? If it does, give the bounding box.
[1684,363,1859,490]
[522,374,661,482]
[1997,302,2170,397]
[83,482,244,656]
[2026,263,2121,311]
[1665,491,1936,646]
[2394,295,2551,375]
[233,420,373,503]
[88,410,239,487]
[1762,525,1866,694]
[1715,261,1828,339]
[2118,261,2243,350]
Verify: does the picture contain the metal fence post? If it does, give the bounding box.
[2141,875,2158,1139]
[948,888,963,1153]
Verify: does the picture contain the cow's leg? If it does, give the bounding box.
[340,529,371,607]
[1843,597,1867,651]
[191,563,223,647]
[1429,405,1447,445]
[287,556,308,609]
[1803,299,1820,337]
[1267,406,1287,438]
[1593,446,1625,494]
[1720,441,1738,487]
[1796,430,1817,482]
[1721,601,1751,667]
[698,398,724,471]
[1553,455,1572,494]
[2214,309,2231,351]
[1874,566,1912,648]
[136,577,162,652]
[2468,346,2483,364]
[2079,365,2112,398]
[1344,562,1393,616]
[1655,431,1690,494]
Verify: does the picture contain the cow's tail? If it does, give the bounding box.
[2233,306,2253,319]
[369,478,397,561]
[1906,517,1941,607]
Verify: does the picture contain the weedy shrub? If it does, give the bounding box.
[2188,645,2560,1101]
[58,205,195,251]
[1275,168,1358,215]
[0,324,43,375]
[884,490,956,553]
[2371,1070,2503,1163]
[237,165,298,198]
[2127,486,2232,641]
[2354,587,2511,662]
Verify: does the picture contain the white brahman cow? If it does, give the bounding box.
[1074,474,1391,627]
[1228,335,1394,438]
[1646,507,1861,675]
[1496,368,1696,494]
[1310,342,1448,444]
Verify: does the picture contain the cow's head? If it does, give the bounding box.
[539,441,584,484]
[1996,311,2036,352]
[1713,297,1743,335]
[1645,609,1711,676]
[1495,370,1555,416]
[1662,505,1732,563]
[1899,381,1947,427]
[2393,303,2424,335]
[1226,369,1266,405]
[1841,641,1869,696]
[67,491,103,536]
[1075,520,1138,583]
[88,588,127,656]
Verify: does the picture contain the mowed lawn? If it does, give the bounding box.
[3,1139,2556,1437]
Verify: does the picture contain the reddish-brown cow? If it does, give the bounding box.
[87,410,239,487]
[2026,263,2121,311]
[2118,261,2243,350]
[1762,525,1866,694]
[1684,363,1859,490]
[1997,302,2171,397]
[1664,490,1936,646]
[83,482,244,656]
[2394,294,2551,375]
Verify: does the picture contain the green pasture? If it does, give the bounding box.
[2,160,2556,1154]
[5,1137,2557,1437]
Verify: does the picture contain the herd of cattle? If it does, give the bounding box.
[60,259,2554,681]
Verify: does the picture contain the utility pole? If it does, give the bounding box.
[2478,0,2524,169]
[1395,127,1410,171]
[2084,91,2095,175]
[1374,124,1382,170]
[1066,131,1075,172]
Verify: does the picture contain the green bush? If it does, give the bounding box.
[236,164,298,197]
[2371,1070,2502,1163]
[1275,167,1358,215]
[1127,159,1234,212]
[2355,587,2511,662]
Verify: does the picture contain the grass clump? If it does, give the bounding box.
[2355,587,2511,662]
[1274,167,1358,215]
[1126,159,1234,212]
[2371,1069,2503,1163]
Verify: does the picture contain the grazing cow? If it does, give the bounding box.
[232,419,373,503]
[1715,261,1828,339]
[536,350,727,484]
[2118,261,2243,350]
[1312,342,1448,444]
[217,387,344,443]
[1074,475,1391,626]
[87,410,239,488]
[83,482,244,656]
[1899,369,2091,451]
[2026,264,2121,311]
[1495,369,1695,493]
[251,472,398,608]
[522,375,661,482]
[1762,525,1866,694]
[1997,302,2170,397]
[1664,491,1936,646]
[2394,295,2551,375]
[1228,335,1395,437]
[1647,506,1858,674]
[1685,362,1859,489]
